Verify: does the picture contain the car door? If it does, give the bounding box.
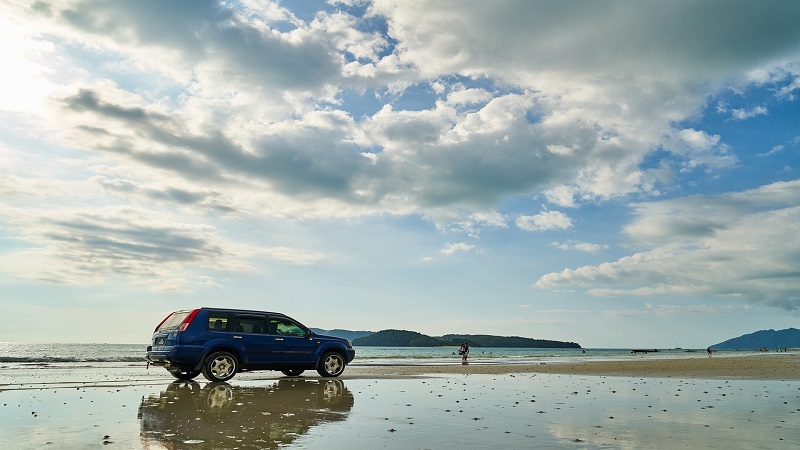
[231,315,272,365]
[267,316,317,364]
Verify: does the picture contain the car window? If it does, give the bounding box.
[233,316,268,334]
[269,318,307,337]
[156,311,191,331]
[207,312,230,332]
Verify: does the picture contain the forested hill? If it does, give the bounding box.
[711,328,800,350]
[310,328,373,341]
[442,334,581,349]
[352,329,581,348]
[352,330,452,347]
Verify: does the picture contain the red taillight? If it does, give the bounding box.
[177,308,200,332]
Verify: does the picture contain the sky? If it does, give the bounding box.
[1,0,799,348]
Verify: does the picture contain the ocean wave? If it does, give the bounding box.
[0,356,147,363]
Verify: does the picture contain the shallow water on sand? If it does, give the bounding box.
[1,367,798,449]
[296,374,800,449]
[2,342,770,367]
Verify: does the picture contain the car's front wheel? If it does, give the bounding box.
[281,369,305,377]
[168,368,201,381]
[201,351,238,382]
[317,351,346,377]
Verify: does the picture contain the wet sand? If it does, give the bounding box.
[348,352,800,380]
[1,354,798,449]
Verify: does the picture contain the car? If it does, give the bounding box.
[139,379,354,448]
[146,307,356,382]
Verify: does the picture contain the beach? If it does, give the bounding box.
[1,353,798,449]
[348,352,800,380]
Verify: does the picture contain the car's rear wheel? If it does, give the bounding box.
[201,351,238,382]
[281,369,305,377]
[203,383,234,411]
[168,368,201,381]
[317,351,345,377]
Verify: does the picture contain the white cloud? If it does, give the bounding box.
[1,0,800,316]
[198,276,224,288]
[536,180,800,311]
[662,128,737,171]
[0,204,255,291]
[516,210,572,232]
[8,0,781,225]
[757,135,800,157]
[263,247,326,265]
[446,87,493,106]
[731,105,768,120]
[776,75,800,100]
[439,242,475,255]
[551,241,609,253]
[543,185,577,208]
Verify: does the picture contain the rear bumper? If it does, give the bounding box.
[146,345,205,369]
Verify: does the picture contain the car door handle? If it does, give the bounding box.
[233,335,242,339]
[274,338,284,341]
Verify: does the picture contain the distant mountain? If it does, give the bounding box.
[311,328,374,341]
[352,329,581,348]
[442,334,581,349]
[352,330,454,347]
[710,328,800,350]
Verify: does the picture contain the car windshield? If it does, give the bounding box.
[157,311,190,331]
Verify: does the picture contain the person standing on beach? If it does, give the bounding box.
[707,347,713,357]
[460,343,469,364]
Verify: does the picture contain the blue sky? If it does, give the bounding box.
[1,0,799,347]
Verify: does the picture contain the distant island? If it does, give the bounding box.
[350,329,581,348]
[310,328,374,342]
[710,327,800,350]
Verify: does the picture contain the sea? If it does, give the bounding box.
[0,342,745,370]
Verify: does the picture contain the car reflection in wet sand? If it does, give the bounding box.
[139,379,354,449]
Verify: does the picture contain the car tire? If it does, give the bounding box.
[201,351,238,382]
[281,369,305,377]
[168,368,201,381]
[316,351,346,377]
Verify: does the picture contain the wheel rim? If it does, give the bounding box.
[205,384,233,409]
[210,355,235,378]
[324,354,344,375]
[321,380,343,403]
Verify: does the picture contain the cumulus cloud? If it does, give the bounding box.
[536,180,800,311]
[13,0,787,221]
[516,210,572,232]
[661,128,737,171]
[2,0,800,300]
[543,185,577,207]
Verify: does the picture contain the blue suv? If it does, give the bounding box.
[146,307,356,382]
